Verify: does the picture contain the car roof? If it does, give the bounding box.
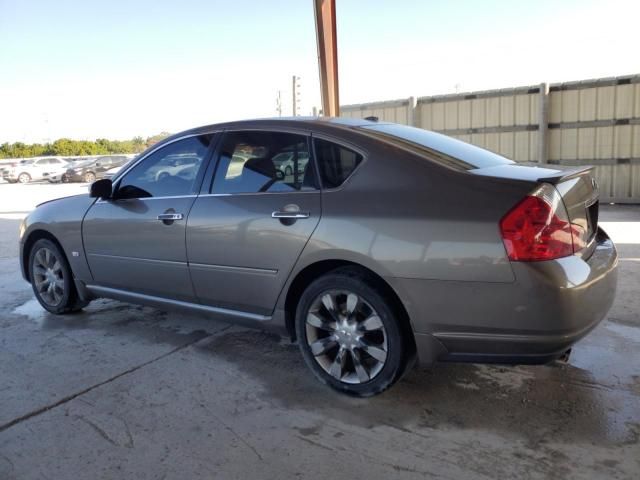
[170,116,390,140]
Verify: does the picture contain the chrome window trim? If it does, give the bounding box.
[95,194,198,204]
[198,190,319,198]
[223,126,312,136]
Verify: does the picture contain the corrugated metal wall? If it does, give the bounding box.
[340,74,640,203]
[416,87,540,162]
[547,78,640,202]
[340,98,413,125]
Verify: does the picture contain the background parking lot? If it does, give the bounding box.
[0,183,639,479]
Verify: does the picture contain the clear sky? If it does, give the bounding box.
[1,0,638,143]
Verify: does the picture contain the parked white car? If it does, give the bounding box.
[2,157,69,184]
[272,151,310,176]
[103,165,123,180]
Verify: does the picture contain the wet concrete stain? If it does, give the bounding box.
[200,329,640,451]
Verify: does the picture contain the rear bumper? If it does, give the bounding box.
[391,228,618,365]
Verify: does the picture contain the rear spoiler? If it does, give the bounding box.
[537,165,593,184]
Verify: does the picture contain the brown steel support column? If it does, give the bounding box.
[314,0,339,116]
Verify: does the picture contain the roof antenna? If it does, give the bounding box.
[364,116,378,122]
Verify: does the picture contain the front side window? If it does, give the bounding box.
[116,135,212,199]
[313,138,363,188]
[212,131,316,194]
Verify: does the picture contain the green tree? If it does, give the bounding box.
[0,133,171,159]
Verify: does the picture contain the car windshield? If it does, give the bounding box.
[359,123,515,170]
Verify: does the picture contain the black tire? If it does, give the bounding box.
[84,172,96,183]
[295,267,409,397]
[28,238,88,314]
[61,174,70,183]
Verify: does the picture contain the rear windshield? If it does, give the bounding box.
[360,123,514,170]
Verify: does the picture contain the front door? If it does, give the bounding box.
[187,130,321,316]
[83,134,215,302]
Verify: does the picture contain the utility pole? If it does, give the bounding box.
[314,0,339,116]
[276,90,282,117]
[292,75,301,116]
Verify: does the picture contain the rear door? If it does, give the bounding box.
[186,130,321,316]
[82,134,215,302]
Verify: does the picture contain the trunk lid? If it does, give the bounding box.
[471,163,600,257]
[553,170,599,255]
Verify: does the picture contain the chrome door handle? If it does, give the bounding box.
[271,211,310,219]
[157,213,184,221]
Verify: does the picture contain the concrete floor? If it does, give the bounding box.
[0,185,639,479]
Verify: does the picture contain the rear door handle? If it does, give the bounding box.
[157,213,184,221]
[271,211,310,219]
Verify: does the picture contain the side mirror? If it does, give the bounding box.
[89,179,112,199]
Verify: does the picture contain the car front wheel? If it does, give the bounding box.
[18,173,31,184]
[84,172,96,183]
[296,268,409,396]
[29,239,87,314]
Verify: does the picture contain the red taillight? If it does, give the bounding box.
[500,184,576,261]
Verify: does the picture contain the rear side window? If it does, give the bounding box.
[212,131,317,194]
[313,138,363,188]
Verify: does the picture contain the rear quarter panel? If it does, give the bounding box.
[276,129,537,330]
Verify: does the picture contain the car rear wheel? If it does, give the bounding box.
[29,239,87,314]
[18,173,31,184]
[296,268,409,396]
[285,166,293,176]
[84,172,96,183]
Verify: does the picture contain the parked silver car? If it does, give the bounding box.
[3,157,69,183]
[19,118,617,396]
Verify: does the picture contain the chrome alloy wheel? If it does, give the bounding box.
[32,247,65,306]
[305,290,388,384]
